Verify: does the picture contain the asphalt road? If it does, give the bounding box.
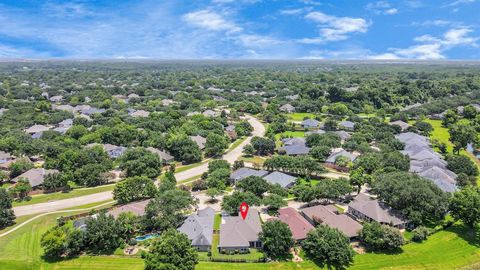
[13,115,265,217]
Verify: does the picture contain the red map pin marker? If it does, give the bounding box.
[239,202,249,220]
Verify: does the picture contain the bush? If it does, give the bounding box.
[411,226,429,242]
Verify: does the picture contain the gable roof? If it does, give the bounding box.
[301,119,319,128]
[146,147,174,162]
[178,207,215,247]
[395,132,428,144]
[326,149,359,163]
[279,104,295,112]
[230,167,268,182]
[263,171,297,188]
[301,205,363,238]
[417,166,457,192]
[25,124,50,134]
[190,135,206,150]
[334,130,352,140]
[13,168,59,187]
[276,207,314,240]
[0,151,12,162]
[339,121,355,129]
[108,200,150,218]
[130,110,150,118]
[218,209,262,248]
[390,120,410,130]
[348,193,407,226]
[281,137,306,146]
[280,144,310,156]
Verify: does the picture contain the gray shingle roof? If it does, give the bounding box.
[301,119,320,128]
[13,168,59,187]
[339,121,355,129]
[281,137,306,146]
[146,147,174,162]
[218,209,262,248]
[326,149,359,163]
[190,135,206,150]
[348,193,407,226]
[178,207,215,247]
[417,166,457,192]
[301,205,363,238]
[230,167,268,182]
[280,144,310,156]
[263,171,297,188]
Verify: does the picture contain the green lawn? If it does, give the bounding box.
[227,137,247,153]
[213,214,221,230]
[210,234,264,261]
[175,161,208,173]
[275,131,306,140]
[13,184,116,207]
[286,113,316,122]
[240,156,266,166]
[2,202,480,270]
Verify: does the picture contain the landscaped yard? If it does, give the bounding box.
[286,113,316,122]
[12,184,115,207]
[275,131,306,140]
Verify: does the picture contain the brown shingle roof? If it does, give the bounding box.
[301,205,362,238]
[277,207,314,241]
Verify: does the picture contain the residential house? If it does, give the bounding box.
[339,121,356,131]
[108,200,150,218]
[218,209,262,252]
[325,148,359,164]
[12,168,59,188]
[347,193,408,229]
[334,131,352,142]
[53,104,75,113]
[280,144,310,156]
[230,167,269,184]
[146,147,175,163]
[129,109,150,118]
[301,119,320,129]
[25,124,50,134]
[203,110,220,117]
[49,95,63,102]
[178,207,215,251]
[87,143,127,159]
[276,207,314,241]
[417,166,457,193]
[305,129,326,136]
[263,171,297,189]
[301,205,362,239]
[390,120,411,131]
[0,151,13,164]
[281,137,306,146]
[190,135,207,150]
[279,104,295,113]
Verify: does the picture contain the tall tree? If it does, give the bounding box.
[259,220,294,260]
[0,188,15,228]
[449,186,480,228]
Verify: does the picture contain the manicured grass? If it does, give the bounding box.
[275,131,306,140]
[213,214,221,230]
[227,137,247,152]
[175,161,208,173]
[210,234,264,261]
[177,174,202,185]
[240,156,266,166]
[13,184,115,207]
[286,113,316,122]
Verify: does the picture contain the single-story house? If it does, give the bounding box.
[280,144,310,156]
[108,200,150,218]
[339,121,355,131]
[301,205,362,239]
[190,135,206,150]
[417,166,457,193]
[262,171,297,189]
[301,119,320,129]
[25,124,50,134]
[279,104,295,113]
[178,207,215,251]
[203,110,220,117]
[53,104,75,113]
[325,149,359,164]
[334,131,351,142]
[281,137,306,146]
[12,168,59,188]
[129,109,150,118]
[230,167,269,184]
[276,207,314,241]
[87,143,127,159]
[218,209,262,252]
[390,120,411,131]
[58,118,73,128]
[49,95,63,102]
[348,193,408,229]
[0,151,13,164]
[146,147,175,163]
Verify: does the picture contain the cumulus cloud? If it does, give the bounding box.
[301,11,369,42]
[366,1,398,15]
[182,10,242,33]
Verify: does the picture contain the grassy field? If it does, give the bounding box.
[286,113,316,121]
[275,131,306,140]
[13,184,115,207]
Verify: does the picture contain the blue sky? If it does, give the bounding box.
[0,0,479,59]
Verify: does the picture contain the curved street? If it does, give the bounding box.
[13,115,265,217]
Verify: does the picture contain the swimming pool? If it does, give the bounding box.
[135,234,158,241]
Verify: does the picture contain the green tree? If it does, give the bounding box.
[310,145,332,162]
[449,186,480,228]
[113,176,157,204]
[119,148,162,178]
[235,120,253,136]
[302,225,355,269]
[206,168,230,191]
[43,173,68,192]
[221,191,260,215]
[262,194,287,213]
[446,154,479,177]
[11,178,32,200]
[0,188,15,228]
[9,159,33,178]
[84,211,122,253]
[449,120,477,154]
[204,133,229,157]
[144,229,198,270]
[208,159,230,174]
[236,176,270,197]
[251,136,275,155]
[259,220,294,259]
[157,171,177,194]
[359,222,404,251]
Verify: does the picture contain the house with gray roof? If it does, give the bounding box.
[280,144,310,156]
[218,209,262,252]
[281,137,306,146]
[339,121,356,131]
[12,168,59,188]
[108,200,150,218]
[348,193,408,229]
[190,135,206,150]
[301,205,362,239]
[80,107,105,116]
[417,166,457,193]
[49,95,63,102]
[279,104,295,113]
[230,167,269,184]
[87,143,127,159]
[390,120,411,131]
[301,119,320,129]
[305,129,326,136]
[395,132,428,144]
[178,207,215,251]
[146,147,174,163]
[203,110,219,117]
[129,109,150,118]
[334,130,351,142]
[53,104,75,113]
[326,149,359,164]
[263,171,297,189]
[25,124,51,134]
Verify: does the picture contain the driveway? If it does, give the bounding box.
[13,115,265,217]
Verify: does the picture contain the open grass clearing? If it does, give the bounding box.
[286,113,316,122]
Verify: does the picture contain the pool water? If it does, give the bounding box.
[135,234,158,241]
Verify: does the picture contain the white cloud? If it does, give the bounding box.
[366,1,399,15]
[443,0,476,7]
[412,20,461,27]
[280,8,310,15]
[443,28,477,46]
[236,34,284,48]
[390,44,445,59]
[303,11,369,42]
[182,10,242,33]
